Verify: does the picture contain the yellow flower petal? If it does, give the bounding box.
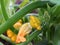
[7,29,14,38]
[11,35,17,42]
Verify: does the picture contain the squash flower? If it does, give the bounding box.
[16,23,32,43]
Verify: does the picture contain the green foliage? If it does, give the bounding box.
[50,5,60,23]
[0,0,60,45]
[53,24,60,45]
[0,1,54,34]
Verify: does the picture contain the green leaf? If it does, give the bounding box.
[53,24,60,45]
[38,8,46,23]
[50,5,60,23]
[52,5,60,15]
[0,15,5,24]
[1,0,9,20]
[4,0,10,7]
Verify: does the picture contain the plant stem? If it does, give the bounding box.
[0,34,15,45]
[0,0,9,20]
[0,1,55,34]
[0,0,18,34]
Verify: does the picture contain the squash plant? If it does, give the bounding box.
[0,0,60,45]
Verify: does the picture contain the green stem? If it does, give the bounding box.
[0,0,9,20]
[0,1,54,34]
[48,24,55,45]
[0,0,18,34]
[0,34,15,45]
